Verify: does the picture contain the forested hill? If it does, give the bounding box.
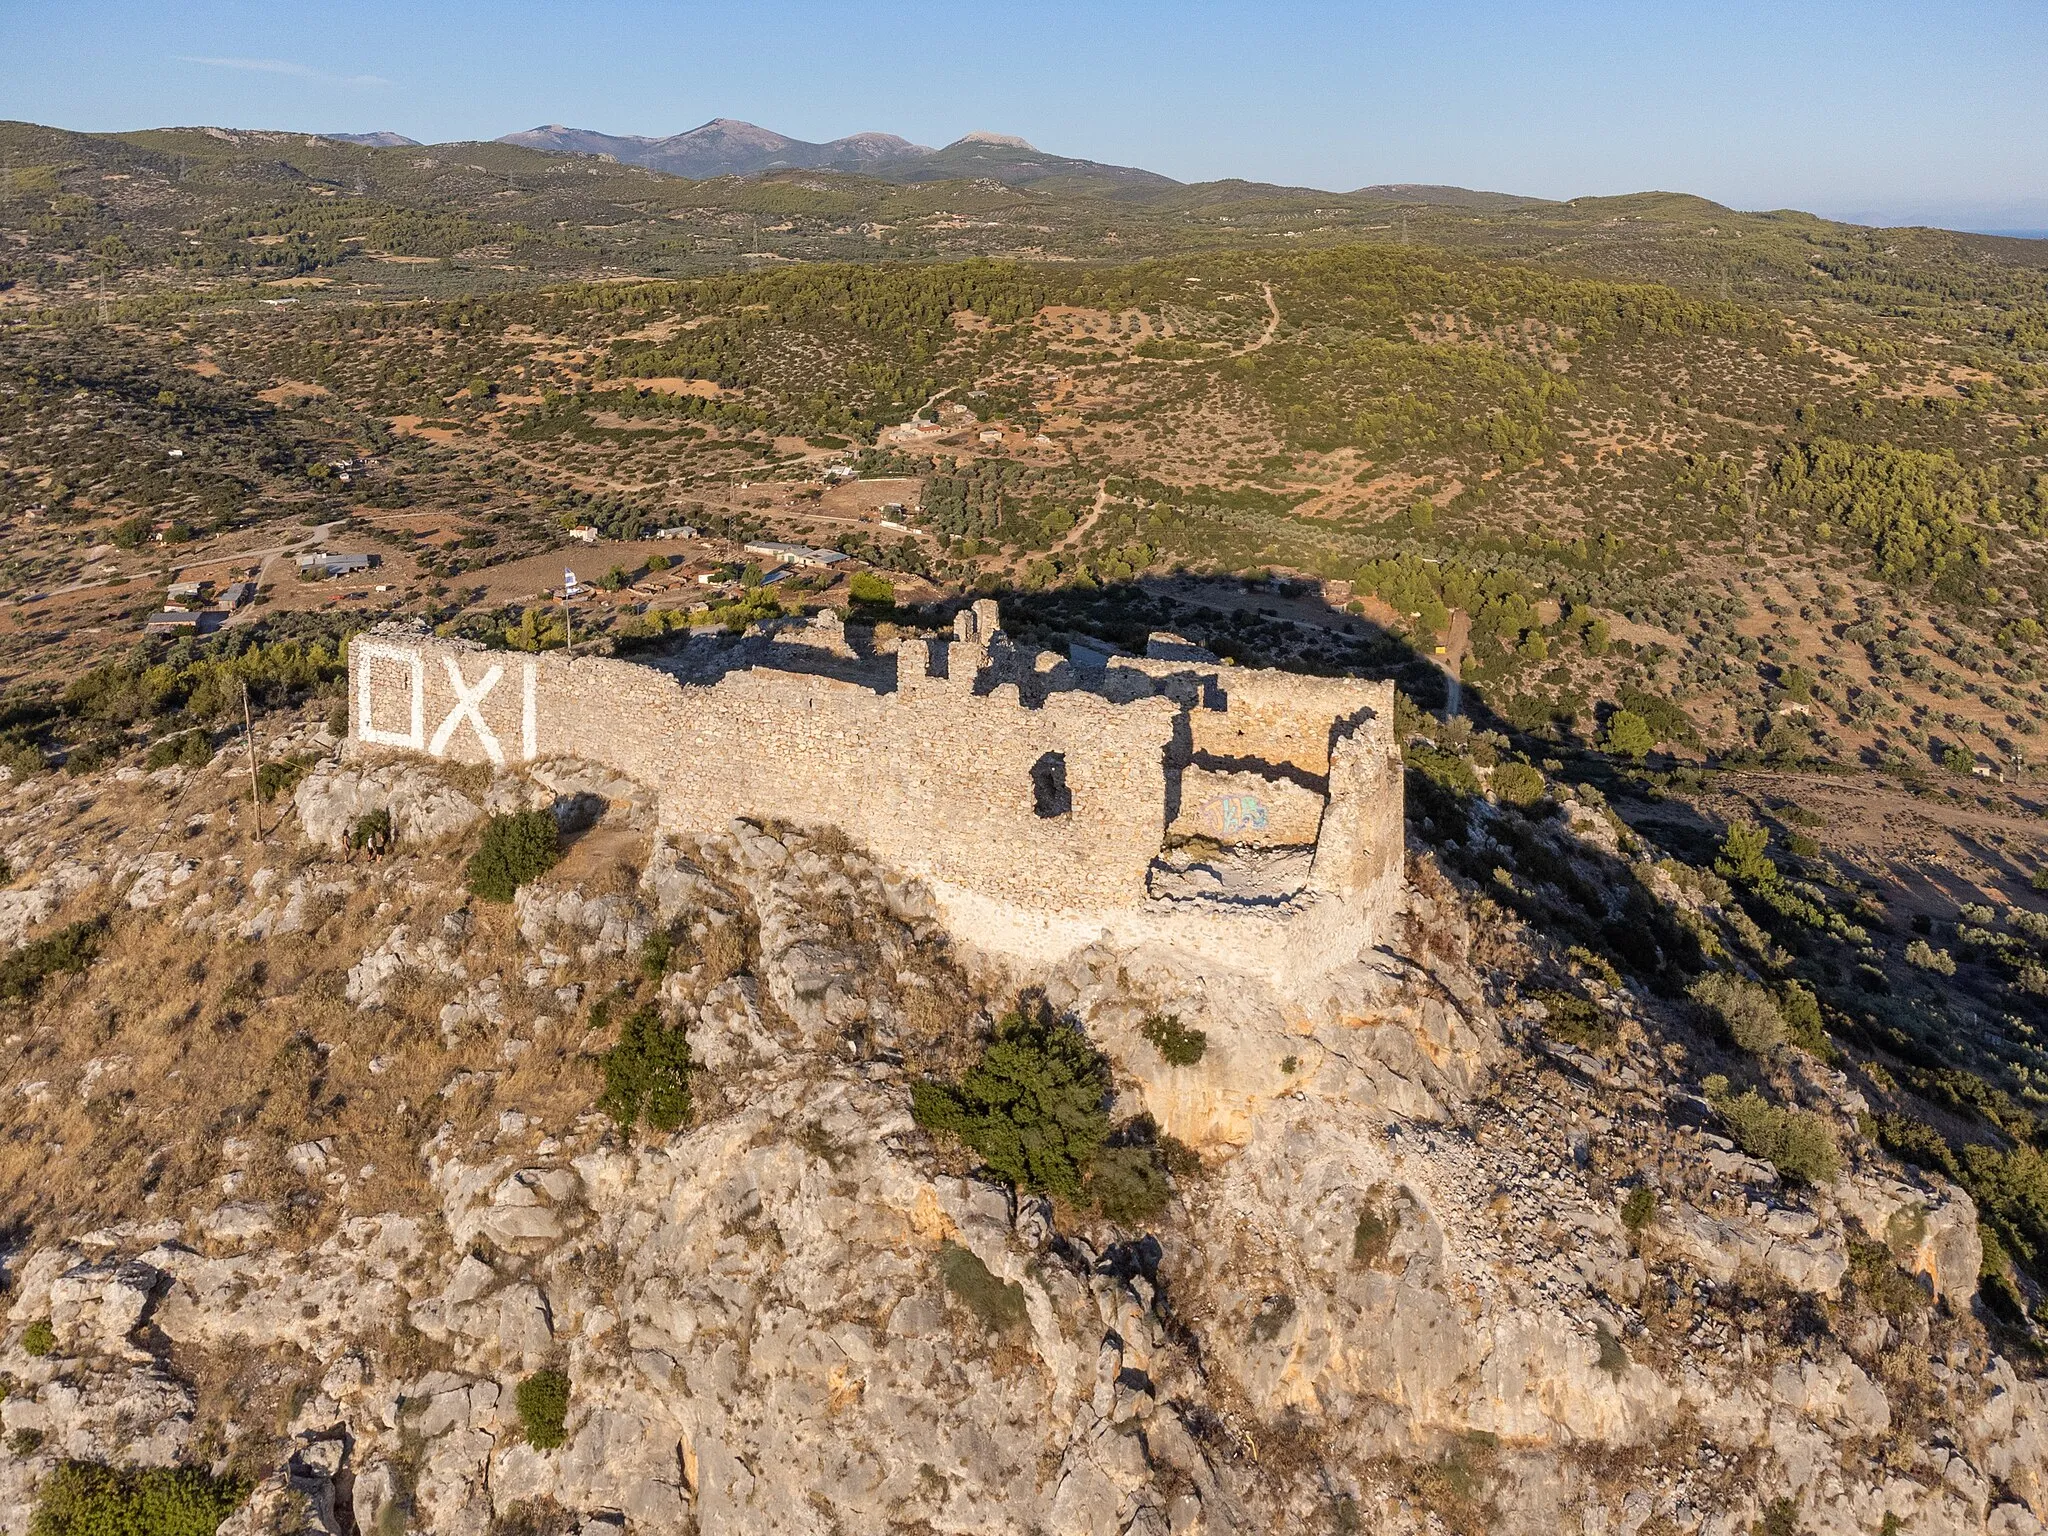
[3,117,2046,298]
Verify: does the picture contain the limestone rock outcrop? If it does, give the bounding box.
[0,745,2036,1536]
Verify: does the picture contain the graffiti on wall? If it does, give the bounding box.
[356,641,537,766]
[1188,792,1270,840]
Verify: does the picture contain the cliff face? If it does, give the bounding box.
[0,733,2035,1536]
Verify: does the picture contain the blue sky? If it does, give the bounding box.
[6,0,2045,230]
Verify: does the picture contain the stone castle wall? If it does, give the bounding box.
[348,610,1406,990]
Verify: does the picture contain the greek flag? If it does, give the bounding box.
[563,570,581,597]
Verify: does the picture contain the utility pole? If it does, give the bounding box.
[241,682,265,846]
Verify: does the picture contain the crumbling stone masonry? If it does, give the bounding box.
[347,601,1404,994]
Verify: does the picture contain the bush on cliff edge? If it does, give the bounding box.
[912,1004,1173,1223]
[912,1006,1110,1203]
[466,811,561,902]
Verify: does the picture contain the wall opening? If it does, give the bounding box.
[1031,752,1072,818]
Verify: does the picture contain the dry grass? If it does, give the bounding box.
[0,760,618,1251]
[170,1335,325,1485]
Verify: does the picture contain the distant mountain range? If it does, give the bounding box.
[300,118,1530,203]
[499,119,931,178]
[492,119,1181,193]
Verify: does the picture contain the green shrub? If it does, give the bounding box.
[1715,820,1779,890]
[597,1005,693,1136]
[0,922,103,1003]
[1602,708,1655,762]
[144,730,212,770]
[1704,1077,1841,1185]
[466,811,560,901]
[1405,746,1480,830]
[1689,972,1788,1054]
[937,1240,1027,1332]
[10,1427,44,1457]
[347,808,394,856]
[1533,988,1611,1049]
[21,1320,55,1357]
[911,1007,1111,1204]
[63,734,122,776]
[1847,1237,1931,1322]
[847,572,895,606]
[1774,980,1829,1054]
[1140,1013,1207,1066]
[0,738,47,779]
[61,632,347,727]
[639,929,676,981]
[254,753,317,800]
[1567,945,1624,990]
[913,1004,1180,1224]
[1086,1143,1172,1224]
[1616,686,1699,747]
[28,1461,249,1536]
[1490,761,1546,807]
[1905,939,1956,976]
[1619,1185,1658,1232]
[514,1370,570,1451]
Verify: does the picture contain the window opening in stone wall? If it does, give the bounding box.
[1031,752,1072,818]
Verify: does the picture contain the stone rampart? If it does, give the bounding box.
[347,607,1406,997]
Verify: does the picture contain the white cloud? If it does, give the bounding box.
[177,56,390,89]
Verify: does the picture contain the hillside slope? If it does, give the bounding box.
[0,702,2022,1536]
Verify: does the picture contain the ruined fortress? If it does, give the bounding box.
[347,601,1405,992]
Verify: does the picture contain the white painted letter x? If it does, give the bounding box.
[429,657,505,764]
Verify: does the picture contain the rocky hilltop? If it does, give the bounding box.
[0,714,2036,1536]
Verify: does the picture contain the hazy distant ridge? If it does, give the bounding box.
[492,119,1184,192]
[499,118,934,178]
[322,131,421,148]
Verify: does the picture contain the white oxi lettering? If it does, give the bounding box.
[429,656,506,765]
[356,646,539,764]
[356,641,424,749]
